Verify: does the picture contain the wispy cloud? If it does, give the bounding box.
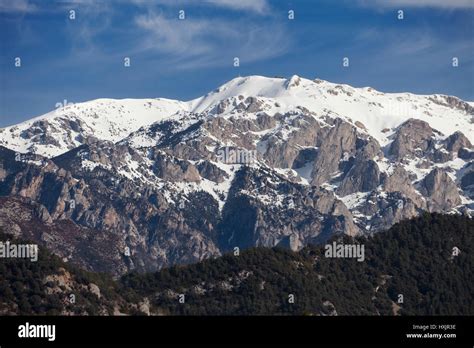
[0,0,37,13]
[135,13,220,56]
[57,0,114,57]
[354,27,438,55]
[130,0,270,14]
[204,0,269,13]
[357,0,474,9]
[134,10,288,69]
[350,25,474,79]
[51,0,286,70]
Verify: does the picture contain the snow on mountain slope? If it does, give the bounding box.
[190,75,474,146]
[1,74,473,158]
[0,98,188,157]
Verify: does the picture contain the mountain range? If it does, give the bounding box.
[0,75,473,276]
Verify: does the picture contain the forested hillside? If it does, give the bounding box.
[1,213,472,315]
[121,213,473,315]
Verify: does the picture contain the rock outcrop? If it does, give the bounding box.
[419,168,461,211]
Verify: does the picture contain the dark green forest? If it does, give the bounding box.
[1,213,473,315]
[0,231,127,315]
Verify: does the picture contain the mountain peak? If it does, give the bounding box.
[286,74,302,89]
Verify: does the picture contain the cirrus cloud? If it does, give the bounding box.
[0,0,37,13]
[357,0,474,8]
[134,10,289,69]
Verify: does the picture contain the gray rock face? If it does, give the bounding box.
[389,119,435,161]
[381,166,426,208]
[387,118,469,165]
[218,167,359,253]
[337,159,380,196]
[460,166,474,200]
[429,95,474,114]
[262,114,320,169]
[368,193,421,232]
[419,168,461,211]
[152,153,201,183]
[444,131,473,159]
[196,161,228,183]
[311,119,359,186]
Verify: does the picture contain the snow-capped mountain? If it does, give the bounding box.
[0,75,473,275]
[0,98,188,157]
[2,75,472,157]
[191,75,473,146]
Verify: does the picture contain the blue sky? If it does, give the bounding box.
[0,0,473,127]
